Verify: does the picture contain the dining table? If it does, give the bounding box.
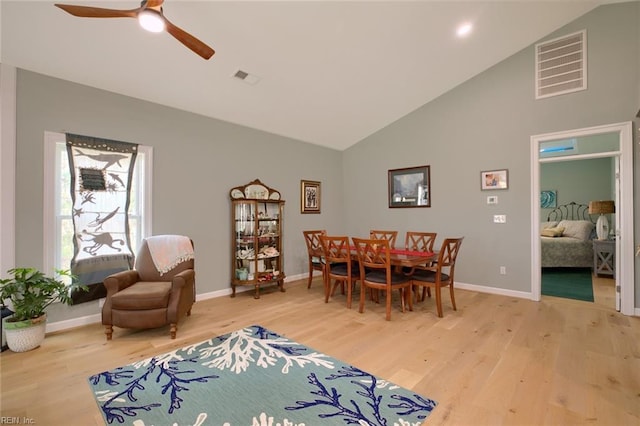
[385,248,436,268]
[348,245,435,268]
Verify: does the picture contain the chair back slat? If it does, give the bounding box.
[369,230,398,248]
[320,235,350,264]
[353,237,391,271]
[405,232,437,253]
[303,230,326,256]
[437,238,463,268]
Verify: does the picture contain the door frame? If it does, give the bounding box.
[530,122,634,315]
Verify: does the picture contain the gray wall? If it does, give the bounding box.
[343,2,639,300]
[15,71,344,322]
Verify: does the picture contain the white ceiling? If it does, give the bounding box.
[1,1,613,151]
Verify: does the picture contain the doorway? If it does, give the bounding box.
[530,122,634,315]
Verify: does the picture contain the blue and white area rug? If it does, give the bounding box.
[88,325,437,425]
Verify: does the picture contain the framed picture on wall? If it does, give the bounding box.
[301,180,321,214]
[388,165,431,208]
[540,190,557,208]
[480,169,508,190]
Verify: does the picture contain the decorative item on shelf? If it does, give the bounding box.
[236,268,248,281]
[588,200,615,240]
[0,268,88,352]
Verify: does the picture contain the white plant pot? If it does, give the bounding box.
[3,314,47,352]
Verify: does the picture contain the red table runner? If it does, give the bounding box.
[349,246,433,257]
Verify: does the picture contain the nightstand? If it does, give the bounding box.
[593,239,615,277]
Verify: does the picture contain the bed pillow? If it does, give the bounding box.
[541,226,564,237]
[541,221,558,229]
[557,220,594,241]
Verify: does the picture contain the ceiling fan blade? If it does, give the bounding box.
[145,0,165,8]
[164,19,215,60]
[54,4,140,19]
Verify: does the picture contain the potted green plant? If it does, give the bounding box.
[0,267,87,352]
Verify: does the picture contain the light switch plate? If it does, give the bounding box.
[487,196,498,204]
[493,214,507,223]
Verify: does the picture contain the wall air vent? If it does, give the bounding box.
[232,69,260,85]
[535,30,586,99]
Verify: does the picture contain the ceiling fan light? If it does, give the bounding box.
[138,10,165,33]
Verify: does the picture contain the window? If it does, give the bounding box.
[44,132,152,279]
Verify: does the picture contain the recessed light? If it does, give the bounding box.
[456,22,473,38]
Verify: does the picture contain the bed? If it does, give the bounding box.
[541,202,595,268]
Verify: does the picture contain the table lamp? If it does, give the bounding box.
[588,200,615,240]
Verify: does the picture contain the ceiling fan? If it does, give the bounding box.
[54,0,215,60]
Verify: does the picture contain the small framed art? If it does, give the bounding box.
[301,180,321,214]
[540,190,557,208]
[480,169,508,190]
[388,165,430,208]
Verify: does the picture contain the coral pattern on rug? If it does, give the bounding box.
[88,325,437,425]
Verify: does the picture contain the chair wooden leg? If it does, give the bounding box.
[324,274,331,303]
[105,325,113,341]
[385,289,392,321]
[346,279,353,309]
[359,285,366,313]
[170,323,177,339]
[407,287,413,312]
[449,285,457,311]
[435,286,443,318]
[307,261,314,288]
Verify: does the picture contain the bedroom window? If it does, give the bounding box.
[43,132,153,280]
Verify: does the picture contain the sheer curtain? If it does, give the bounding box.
[66,133,138,303]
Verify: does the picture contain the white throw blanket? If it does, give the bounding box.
[145,235,194,275]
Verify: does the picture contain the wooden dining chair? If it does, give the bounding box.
[352,237,413,321]
[405,231,437,253]
[410,237,464,317]
[404,231,437,276]
[319,235,360,308]
[303,230,326,288]
[369,230,398,248]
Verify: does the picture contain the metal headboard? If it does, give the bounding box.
[546,202,594,223]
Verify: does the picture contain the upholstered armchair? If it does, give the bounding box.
[102,235,195,340]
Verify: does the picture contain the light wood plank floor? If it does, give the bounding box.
[1,276,638,425]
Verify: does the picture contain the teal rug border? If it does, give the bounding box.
[88,325,438,425]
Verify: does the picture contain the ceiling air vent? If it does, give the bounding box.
[232,69,260,85]
[535,30,586,99]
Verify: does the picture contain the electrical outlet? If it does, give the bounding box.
[493,214,507,223]
[500,266,507,275]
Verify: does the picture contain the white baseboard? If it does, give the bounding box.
[45,274,635,332]
[47,313,102,333]
[455,281,534,300]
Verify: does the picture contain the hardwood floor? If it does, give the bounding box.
[592,273,617,308]
[1,276,638,425]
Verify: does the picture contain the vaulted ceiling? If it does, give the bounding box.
[1,1,614,150]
